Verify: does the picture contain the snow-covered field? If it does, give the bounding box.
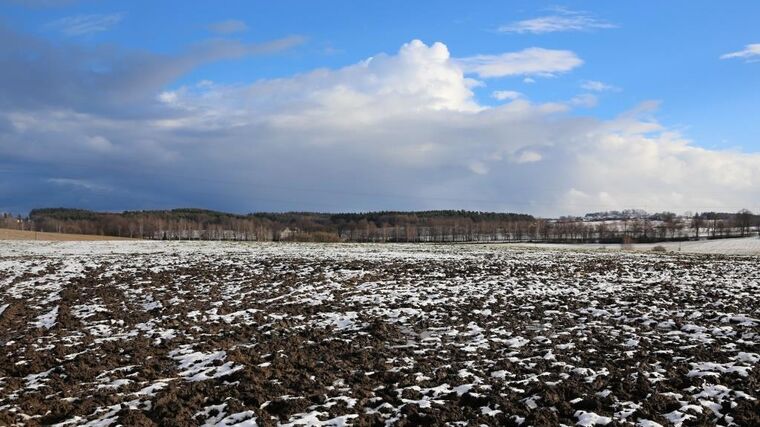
[0,241,758,426]
[513,236,760,256]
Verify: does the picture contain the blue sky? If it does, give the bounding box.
[1,1,759,215]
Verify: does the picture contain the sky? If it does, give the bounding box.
[0,0,759,216]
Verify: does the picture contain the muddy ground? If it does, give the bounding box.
[0,242,758,426]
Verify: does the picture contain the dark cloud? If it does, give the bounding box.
[0,24,304,117]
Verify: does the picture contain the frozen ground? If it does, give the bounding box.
[0,241,758,426]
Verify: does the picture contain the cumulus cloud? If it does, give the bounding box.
[1,36,758,215]
[457,48,583,78]
[48,13,124,35]
[207,19,248,34]
[499,9,616,34]
[721,44,760,62]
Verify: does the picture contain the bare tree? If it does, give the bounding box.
[736,209,753,237]
[691,213,704,240]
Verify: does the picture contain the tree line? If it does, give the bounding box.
[1,208,758,243]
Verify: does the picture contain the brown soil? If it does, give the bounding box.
[0,228,135,241]
[0,245,757,426]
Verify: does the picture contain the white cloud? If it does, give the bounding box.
[492,90,522,101]
[48,13,124,36]
[581,80,619,92]
[85,135,114,152]
[457,48,583,78]
[513,150,542,163]
[468,161,489,175]
[721,44,760,62]
[569,94,598,108]
[499,9,616,34]
[167,39,483,114]
[2,39,759,215]
[207,19,248,34]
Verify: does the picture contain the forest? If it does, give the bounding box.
[1,208,758,243]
